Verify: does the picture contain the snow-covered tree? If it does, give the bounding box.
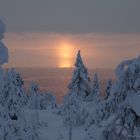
[0,69,40,140]
[27,83,41,110]
[23,110,40,140]
[0,108,40,140]
[62,95,77,140]
[0,19,8,66]
[40,92,57,110]
[62,94,88,127]
[105,80,112,100]
[27,83,57,110]
[62,93,88,140]
[87,73,100,102]
[0,68,5,102]
[0,19,8,103]
[27,83,58,110]
[68,50,90,99]
[86,55,140,140]
[0,69,26,120]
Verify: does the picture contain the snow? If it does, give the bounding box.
[128,94,140,116]
[38,109,86,140]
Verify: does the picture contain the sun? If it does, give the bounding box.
[58,41,74,68]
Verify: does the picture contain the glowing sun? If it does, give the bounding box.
[58,41,74,68]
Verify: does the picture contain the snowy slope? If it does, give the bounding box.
[38,109,86,140]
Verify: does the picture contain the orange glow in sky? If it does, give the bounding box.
[58,41,75,68]
[3,33,140,68]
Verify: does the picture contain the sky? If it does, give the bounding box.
[0,0,140,68]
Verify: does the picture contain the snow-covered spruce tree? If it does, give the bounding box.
[0,23,6,138]
[92,60,134,127]
[68,50,90,99]
[60,92,88,137]
[0,69,39,139]
[63,95,77,140]
[105,80,112,100]
[61,51,89,128]
[0,107,40,140]
[22,110,40,140]
[27,83,57,110]
[0,19,8,103]
[62,94,88,127]
[62,94,88,140]
[27,83,41,110]
[83,73,101,131]
[0,20,8,66]
[0,68,5,104]
[1,68,27,120]
[85,55,140,140]
[40,92,57,110]
[0,69,40,140]
[87,73,100,102]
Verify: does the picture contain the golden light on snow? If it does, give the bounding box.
[58,41,74,68]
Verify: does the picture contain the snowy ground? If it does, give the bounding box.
[38,109,86,140]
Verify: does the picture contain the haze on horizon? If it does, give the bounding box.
[0,0,140,69]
